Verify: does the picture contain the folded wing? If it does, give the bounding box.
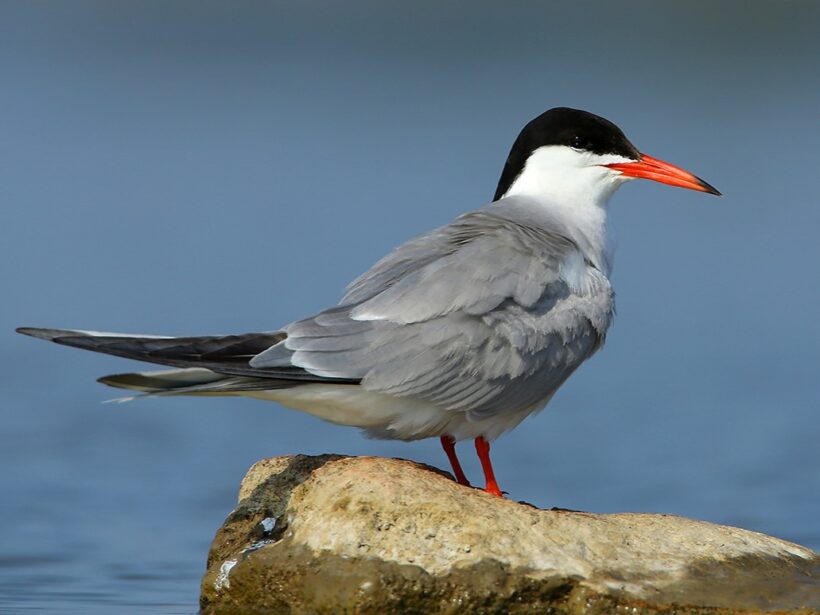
[252,207,614,419]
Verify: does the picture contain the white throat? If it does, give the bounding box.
[497,145,634,274]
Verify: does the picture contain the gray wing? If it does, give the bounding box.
[251,206,614,419]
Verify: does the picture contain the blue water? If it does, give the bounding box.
[2,2,818,613]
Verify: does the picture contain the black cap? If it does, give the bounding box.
[494,107,640,201]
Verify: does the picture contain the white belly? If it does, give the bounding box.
[245,384,542,441]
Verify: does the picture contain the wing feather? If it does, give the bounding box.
[20,199,614,422]
[251,205,614,419]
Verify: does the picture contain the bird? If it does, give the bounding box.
[17,107,720,497]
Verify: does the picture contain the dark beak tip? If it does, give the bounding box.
[699,179,722,197]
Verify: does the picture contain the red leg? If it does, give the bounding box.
[440,435,470,486]
[474,436,503,497]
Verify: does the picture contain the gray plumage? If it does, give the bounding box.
[252,198,615,422]
[18,197,614,432]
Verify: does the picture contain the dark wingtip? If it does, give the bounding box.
[15,327,86,342]
[16,327,57,340]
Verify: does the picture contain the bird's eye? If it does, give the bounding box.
[570,136,588,150]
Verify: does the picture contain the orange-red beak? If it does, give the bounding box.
[606,154,721,196]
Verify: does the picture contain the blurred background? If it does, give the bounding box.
[1,1,818,612]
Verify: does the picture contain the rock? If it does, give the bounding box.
[200,455,819,614]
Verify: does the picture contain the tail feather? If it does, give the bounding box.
[97,367,226,392]
[98,367,297,399]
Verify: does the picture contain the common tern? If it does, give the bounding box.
[18,107,720,497]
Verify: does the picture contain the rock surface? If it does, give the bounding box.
[200,455,819,614]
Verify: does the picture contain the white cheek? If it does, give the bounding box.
[501,146,636,204]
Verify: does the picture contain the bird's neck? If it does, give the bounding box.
[498,163,625,275]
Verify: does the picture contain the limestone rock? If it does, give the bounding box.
[200,455,819,614]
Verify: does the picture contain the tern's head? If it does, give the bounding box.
[494,107,720,204]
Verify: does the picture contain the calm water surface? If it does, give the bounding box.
[2,2,818,613]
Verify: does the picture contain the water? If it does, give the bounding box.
[1,2,818,612]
